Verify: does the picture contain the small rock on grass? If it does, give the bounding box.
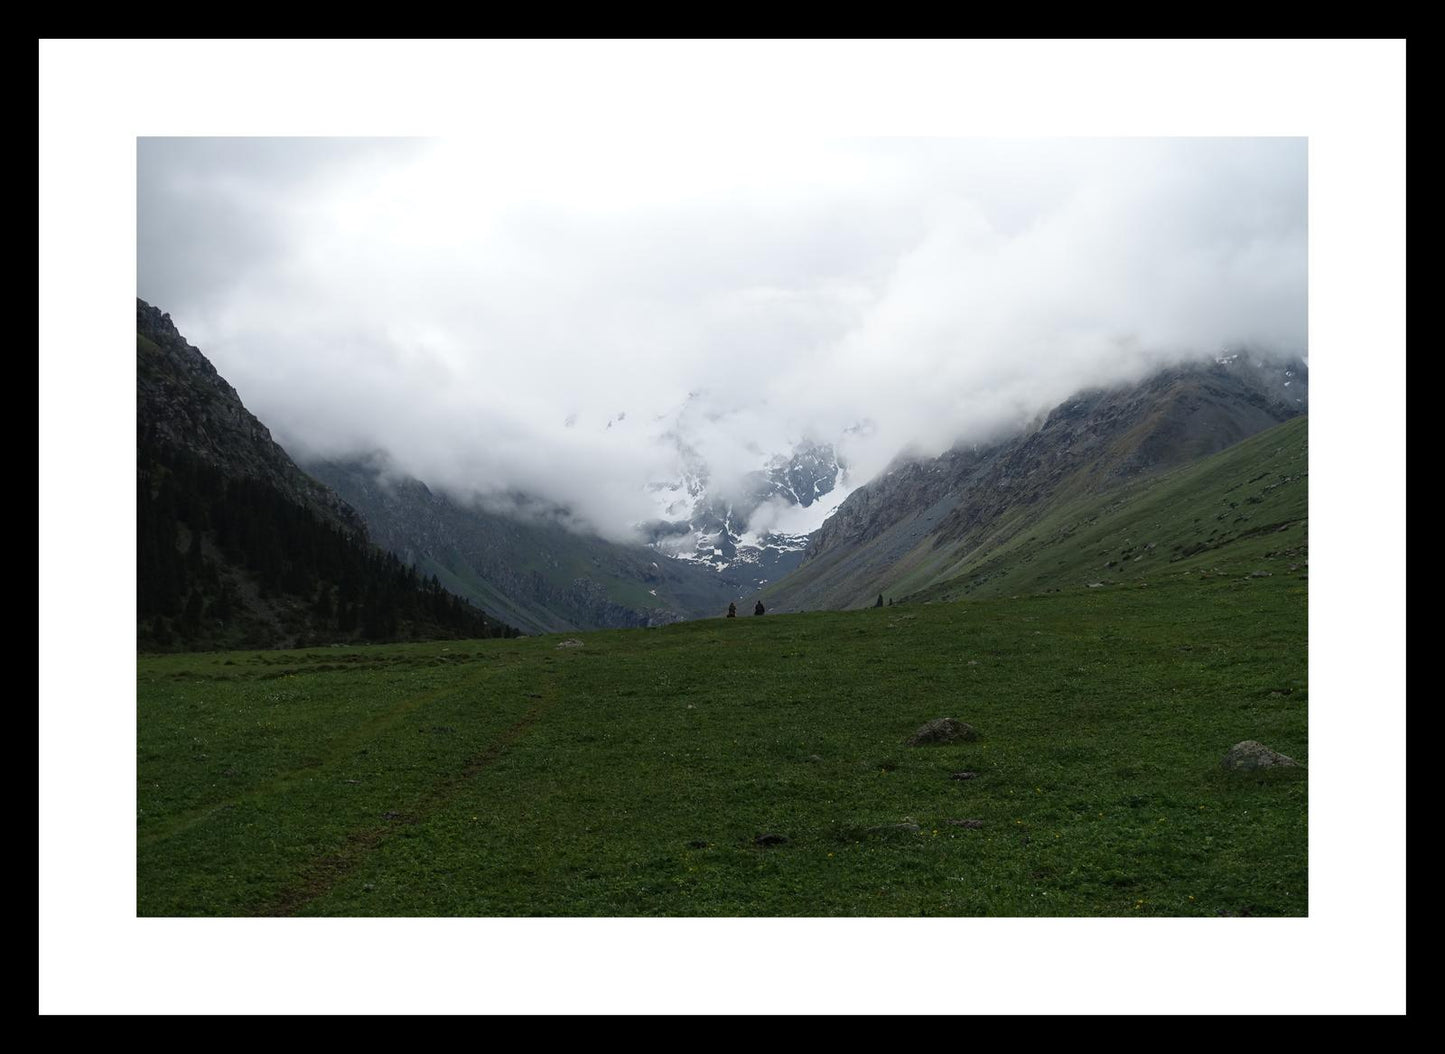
[950,771,978,781]
[555,639,584,649]
[907,718,978,746]
[1221,740,1300,771]
[754,833,789,847]
[947,819,985,829]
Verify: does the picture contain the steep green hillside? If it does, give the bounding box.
[909,416,1307,604]
[772,416,1306,610]
[138,568,1306,917]
[766,359,1305,612]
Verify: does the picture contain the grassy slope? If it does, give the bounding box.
[772,416,1307,611]
[419,556,559,633]
[139,566,1306,917]
[913,416,1307,603]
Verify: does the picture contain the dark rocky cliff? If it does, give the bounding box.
[137,299,365,538]
[137,299,514,650]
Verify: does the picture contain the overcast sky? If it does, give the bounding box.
[138,136,1307,540]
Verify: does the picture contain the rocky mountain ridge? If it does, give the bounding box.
[137,299,515,650]
[643,436,848,585]
[137,300,365,538]
[767,352,1307,611]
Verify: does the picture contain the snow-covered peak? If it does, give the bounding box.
[638,428,850,587]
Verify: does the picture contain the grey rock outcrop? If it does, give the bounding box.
[1221,740,1300,771]
[906,718,979,746]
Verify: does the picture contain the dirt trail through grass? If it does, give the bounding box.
[254,702,550,916]
[139,653,536,851]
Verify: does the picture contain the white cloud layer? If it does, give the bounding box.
[139,136,1306,540]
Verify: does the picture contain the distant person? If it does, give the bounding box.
[727,602,736,618]
[754,601,765,616]
[875,594,884,608]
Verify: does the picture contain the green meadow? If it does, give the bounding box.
[138,568,1306,917]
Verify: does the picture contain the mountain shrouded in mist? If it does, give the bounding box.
[138,137,1307,546]
[763,350,1307,611]
[137,299,518,650]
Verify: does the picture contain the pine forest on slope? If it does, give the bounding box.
[136,299,519,651]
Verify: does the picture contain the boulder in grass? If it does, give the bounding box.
[906,718,978,746]
[1221,740,1300,771]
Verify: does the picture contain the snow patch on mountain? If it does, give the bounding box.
[637,427,852,588]
[737,482,854,549]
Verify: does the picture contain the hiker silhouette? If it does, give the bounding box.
[754,601,765,616]
[727,602,736,618]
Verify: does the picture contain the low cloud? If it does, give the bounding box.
[139,137,1306,541]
